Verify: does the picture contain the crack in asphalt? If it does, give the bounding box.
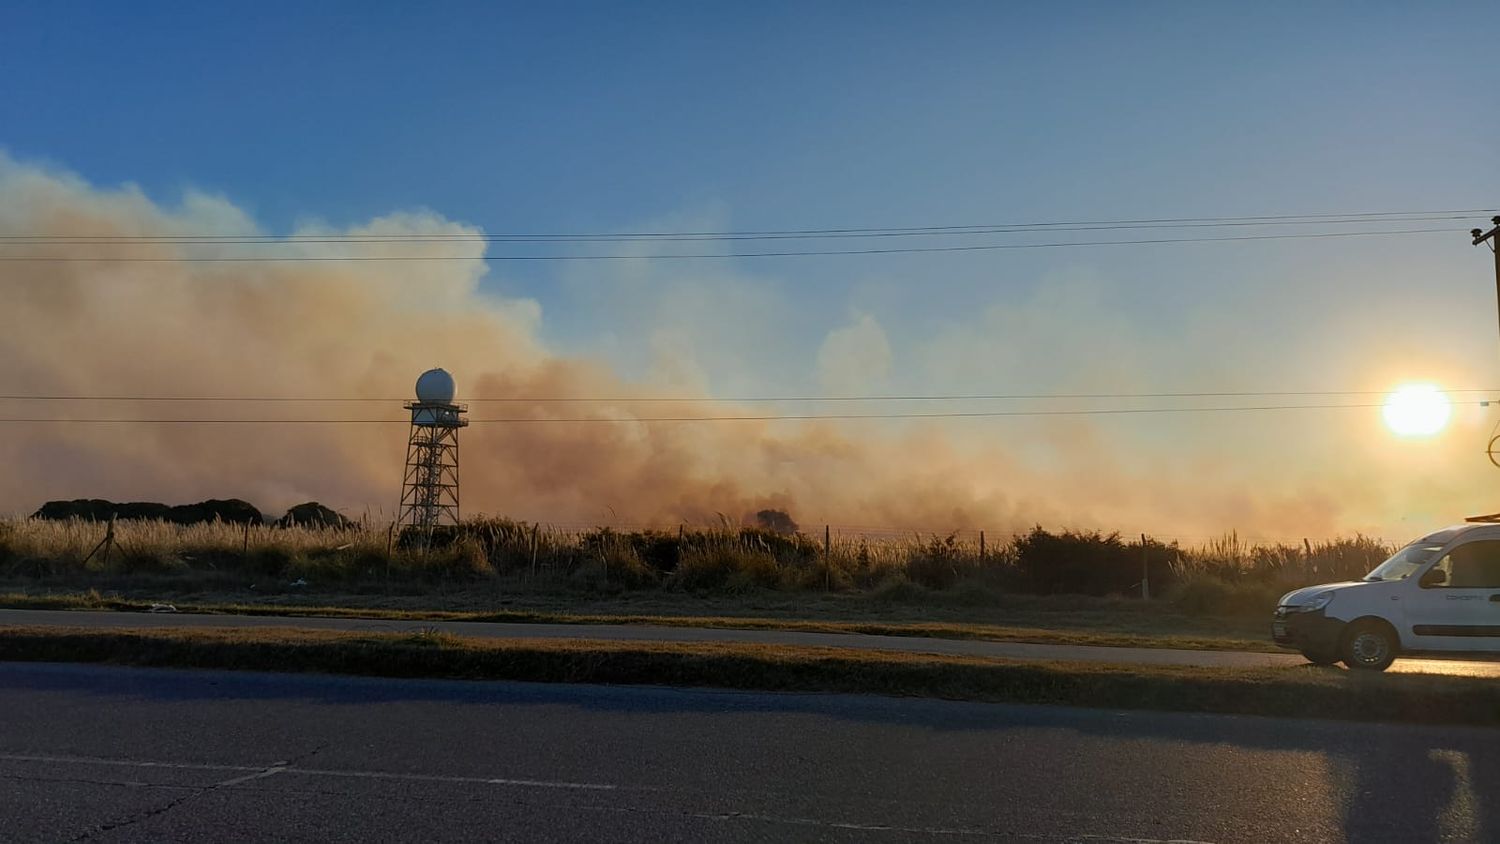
[67,742,329,842]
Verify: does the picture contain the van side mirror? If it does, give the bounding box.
[1420,568,1448,588]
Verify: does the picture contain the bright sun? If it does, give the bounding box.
[1382,384,1452,437]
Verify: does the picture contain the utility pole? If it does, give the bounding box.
[1474,217,1500,471]
[1472,216,1500,354]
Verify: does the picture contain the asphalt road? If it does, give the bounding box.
[3,608,1499,676]
[1,663,1496,843]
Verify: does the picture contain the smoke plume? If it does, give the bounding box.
[0,154,1474,539]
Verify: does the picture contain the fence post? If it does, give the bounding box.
[1303,537,1313,577]
[242,520,251,559]
[1140,533,1150,600]
[979,530,986,560]
[82,514,117,568]
[530,523,539,581]
[101,514,116,568]
[824,524,831,591]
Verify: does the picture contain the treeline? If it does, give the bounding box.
[33,499,354,529]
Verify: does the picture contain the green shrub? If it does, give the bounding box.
[1014,528,1179,596]
[244,546,297,578]
[672,548,780,592]
[427,538,495,580]
[733,527,821,564]
[904,534,978,589]
[110,542,186,575]
[568,555,657,592]
[939,579,1004,607]
[0,522,18,568]
[1166,573,1283,617]
[870,573,929,603]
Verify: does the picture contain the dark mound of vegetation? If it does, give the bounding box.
[754,508,799,535]
[33,498,264,525]
[276,502,356,530]
[1013,528,1179,597]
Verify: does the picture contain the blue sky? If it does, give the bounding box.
[5,4,1493,280]
[2,2,1499,534]
[4,2,1493,347]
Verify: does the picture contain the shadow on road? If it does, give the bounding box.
[4,662,1496,842]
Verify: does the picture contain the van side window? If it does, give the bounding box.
[1439,540,1500,589]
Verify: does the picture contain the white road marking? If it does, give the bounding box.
[212,764,288,788]
[291,767,618,790]
[0,752,616,791]
[0,752,260,774]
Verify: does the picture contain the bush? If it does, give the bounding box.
[425,538,494,581]
[938,579,1005,608]
[870,573,929,603]
[568,555,658,592]
[904,534,978,589]
[277,502,357,530]
[672,548,780,592]
[754,509,799,535]
[570,536,659,590]
[0,521,19,569]
[1166,573,1284,617]
[1013,528,1179,597]
[735,527,820,563]
[581,528,682,573]
[230,545,292,577]
[109,542,186,575]
[1178,533,1391,588]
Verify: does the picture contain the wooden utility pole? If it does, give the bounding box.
[1472,216,1500,357]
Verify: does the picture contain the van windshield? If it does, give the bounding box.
[1364,543,1445,581]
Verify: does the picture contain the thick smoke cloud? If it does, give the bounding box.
[0,154,1473,538]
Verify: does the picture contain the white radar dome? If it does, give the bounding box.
[414,368,456,404]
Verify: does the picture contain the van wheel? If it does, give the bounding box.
[1341,621,1397,671]
[1300,648,1339,666]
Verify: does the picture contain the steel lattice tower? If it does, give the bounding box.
[397,369,468,530]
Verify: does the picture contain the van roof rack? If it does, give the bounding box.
[1465,513,1500,523]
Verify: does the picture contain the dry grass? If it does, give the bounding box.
[1,625,1495,726]
[0,517,1391,627]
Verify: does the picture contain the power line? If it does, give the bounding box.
[0,227,1462,262]
[0,215,1489,246]
[2,208,1492,243]
[0,400,1480,423]
[0,388,1495,403]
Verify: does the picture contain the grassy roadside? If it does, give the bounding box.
[0,626,1494,726]
[0,591,1277,653]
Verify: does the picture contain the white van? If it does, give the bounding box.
[1273,521,1500,670]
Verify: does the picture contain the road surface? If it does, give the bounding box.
[2,608,1498,675]
[0,662,1495,842]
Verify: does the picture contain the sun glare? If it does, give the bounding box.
[1382,384,1452,437]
